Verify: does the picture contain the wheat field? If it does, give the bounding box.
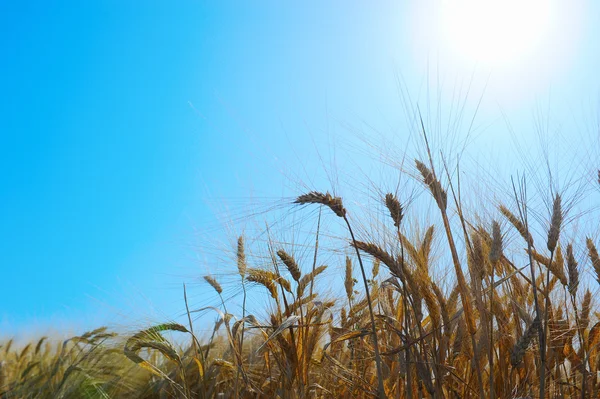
[2,146,600,398]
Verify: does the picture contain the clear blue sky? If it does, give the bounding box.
[1,1,598,335]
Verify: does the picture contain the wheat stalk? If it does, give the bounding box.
[295,191,385,399]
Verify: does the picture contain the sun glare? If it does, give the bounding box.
[441,0,552,66]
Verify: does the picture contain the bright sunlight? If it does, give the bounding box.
[441,0,552,66]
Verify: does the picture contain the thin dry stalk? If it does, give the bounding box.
[236,236,248,398]
[565,243,586,397]
[488,220,503,399]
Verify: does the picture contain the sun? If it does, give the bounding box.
[440,0,552,66]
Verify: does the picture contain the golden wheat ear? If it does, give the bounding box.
[352,241,402,279]
[499,204,533,245]
[237,236,247,278]
[204,275,223,295]
[532,246,567,286]
[547,194,563,252]
[297,265,326,298]
[415,159,447,211]
[277,249,301,282]
[246,268,275,297]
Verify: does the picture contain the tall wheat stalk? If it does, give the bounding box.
[416,113,485,398]
[295,191,386,399]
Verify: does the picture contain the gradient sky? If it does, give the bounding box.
[1,1,599,336]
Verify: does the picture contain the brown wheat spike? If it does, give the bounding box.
[555,244,564,274]
[547,305,563,346]
[204,275,223,295]
[384,193,403,228]
[420,225,435,264]
[277,249,301,282]
[532,247,568,286]
[469,233,486,281]
[431,282,451,337]
[294,191,346,218]
[566,244,579,296]
[213,358,235,371]
[344,256,354,301]
[547,194,562,252]
[420,277,441,331]
[499,205,533,245]
[586,238,600,285]
[447,284,460,315]
[491,298,510,329]
[246,268,278,299]
[415,159,447,211]
[353,241,402,279]
[511,316,541,367]
[372,259,380,278]
[297,265,327,297]
[340,307,347,327]
[287,293,318,315]
[580,289,592,331]
[489,220,503,264]
[277,276,292,293]
[453,317,471,357]
[34,337,47,355]
[588,322,600,368]
[237,236,247,278]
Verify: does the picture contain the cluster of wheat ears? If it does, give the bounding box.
[2,145,600,398]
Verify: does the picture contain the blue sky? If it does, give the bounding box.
[1,1,599,335]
